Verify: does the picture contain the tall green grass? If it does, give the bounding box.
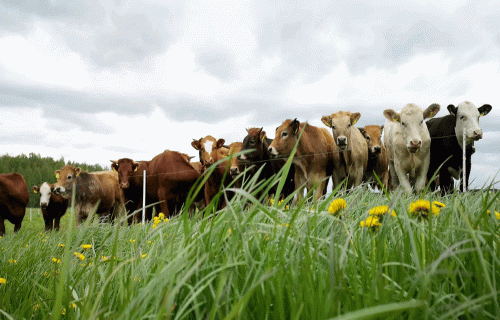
[1,181,500,319]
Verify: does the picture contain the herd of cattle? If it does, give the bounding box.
[0,101,492,235]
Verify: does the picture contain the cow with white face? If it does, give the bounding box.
[426,101,492,194]
[32,182,69,231]
[383,103,440,193]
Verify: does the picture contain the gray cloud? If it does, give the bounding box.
[196,49,237,81]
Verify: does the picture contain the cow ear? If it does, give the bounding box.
[32,186,39,193]
[358,127,365,136]
[133,161,140,172]
[291,118,300,134]
[478,104,492,117]
[321,116,332,128]
[110,160,118,172]
[191,139,201,150]
[75,167,82,176]
[380,124,384,132]
[423,103,440,119]
[447,104,457,116]
[383,109,400,123]
[350,112,361,125]
[216,139,225,149]
[55,170,61,179]
[260,130,267,142]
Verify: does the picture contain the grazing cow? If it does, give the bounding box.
[191,136,231,209]
[53,166,125,225]
[383,103,440,193]
[110,159,154,223]
[359,125,389,190]
[239,128,295,199]
[268,119,334,201]
[145,150,203,217]
[321,111,368,189]
[32,182,69,231]
[426,101,492,194]
[0,173,29,236]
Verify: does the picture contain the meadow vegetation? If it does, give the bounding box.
[1,175,499,319]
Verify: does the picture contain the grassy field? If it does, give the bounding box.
[1,183,500,319]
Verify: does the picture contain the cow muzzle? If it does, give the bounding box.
[472,130,483,141]
[120,182,129,189]
[40,202,48,208]
[407,140,421,153]
[230,167,240,178]
[268,146,278,156]
[337,136,348,151]
[371,146,381,155]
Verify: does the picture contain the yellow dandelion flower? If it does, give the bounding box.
[61,308,66,315]
[80,244,92,250]
[8,259,17,264]
[432,201,445,208]
[409,199,440,219]
[70,303,76,309]
[360,216,381,231]
[148,241,152,245]
[328,198,347,215]
[0,236,2,239]
[58,243,65,248]
[0,277,6,284]
[226,228,232,237]
[26,244,29,248]
[51,258,61,264]
[141,254,147,258]
[129,239,136,244]
[33,303,39,311]
[74,252,85,261]
[158,212,165,220]
[41,239,47,243]
[369,205,396,217]
[101,256,109,262]
[487,210,500,220]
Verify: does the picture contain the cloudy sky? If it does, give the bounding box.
[1,0,499,188]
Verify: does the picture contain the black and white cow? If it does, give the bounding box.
[426,101,492,195]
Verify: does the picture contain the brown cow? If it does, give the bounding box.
[32,182,69,231]
[191,135,230,209]
[144,150,203,218]
[321,111,368,190]
[110,159,153,224]
[268,119,334,201]
[0,173,29,236]
[53,166,125,225]
[359,125,389,190]
[228,142,243,186]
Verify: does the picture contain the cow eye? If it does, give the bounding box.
[281,131,288,138]
[347,123,351,128]
[420,120,423,125]
[460,115,466,120]
[401,122,406,126]
[67,175,72,180]
[366,136,371,141]
[331,125,336,130]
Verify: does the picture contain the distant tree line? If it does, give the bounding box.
[0,153,108,208]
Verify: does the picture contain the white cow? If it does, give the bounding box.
[383,103,440,193]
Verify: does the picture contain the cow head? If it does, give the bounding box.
[268,118,301,157]
[448,101,492,147]
[53,165,81,195]
[228,142,243,179]
[110,158,140,189]
[191,135,226,167]
[32,182,52,208]
[359,125,384,156]
[239,127,267,161]
[321,111,360,151]
[384,103,440,153]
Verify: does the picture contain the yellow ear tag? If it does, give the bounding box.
[134,167,138,172]
[261,134,266,142]
[480,112,485,117]
[352,119,358,125]
[112,167,116,172]
[393,118,398,122]
[34,190,38,194]
[55,173,60,179]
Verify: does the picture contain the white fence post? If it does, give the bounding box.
[463,128,466,192]
[142,170,146,225]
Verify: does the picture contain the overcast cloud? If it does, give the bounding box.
[1,0,499,188]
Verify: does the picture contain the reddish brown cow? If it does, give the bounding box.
[0,173,29,236]
[32,182,69,231]
[359,125,389,190]
[191,135,230,209]
[268,119,334,201]
[143,150,203,218]
[110,159,154,224]
[53,166,125,225]
[228,142,244,186]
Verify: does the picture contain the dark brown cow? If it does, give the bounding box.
[268,119,334,201]
[110,159,153,224]
[0,173,29,235]
[144,150,203,218]
[32,182,69,231]
[359,125,389,190]
[191,135,230,209]
[239,127,295,199]
[53,166,125,225]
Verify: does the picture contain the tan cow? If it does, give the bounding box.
[53,166,125,224]
[359,125,389,190]
[228,142,244,187]
[191,135,231,209]
[383,103,440,193]
[268,119,334,201]
[321,111,368,189]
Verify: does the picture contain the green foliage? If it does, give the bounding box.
[0,153,107,207]
[1,188,499,319]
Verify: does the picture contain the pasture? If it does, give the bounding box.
[1,185,500,319]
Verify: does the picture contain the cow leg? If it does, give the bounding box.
[13,219,22,233]
[414,167,427,193]
[0,218,5,236]
[157,186,170,218]
[294,169,307,202]
[388,161,399,190]
[439,170,454,195]
[394,163,412,193]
